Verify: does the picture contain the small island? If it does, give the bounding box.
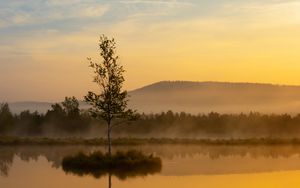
[62,150,162,179]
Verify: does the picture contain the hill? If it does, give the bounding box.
[128,81,300,114]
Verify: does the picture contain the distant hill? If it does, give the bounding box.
[128,81,300,114]
[8,81,300,114]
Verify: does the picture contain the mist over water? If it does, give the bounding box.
[2,145,300,176]
[2,145,300,188]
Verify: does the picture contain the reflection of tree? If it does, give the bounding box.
[108,173,111,188]
[0,147,14,176]
[0,145,104,176]
[3,145,300,176]
[63,164,162,180]
[0,156,12,176]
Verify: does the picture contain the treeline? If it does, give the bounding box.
[2,98,300,138]
[122,111,299,138]
[121,111,300,138]
[0,97,92,137]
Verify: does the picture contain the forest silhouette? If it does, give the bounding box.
[2,100,300,138]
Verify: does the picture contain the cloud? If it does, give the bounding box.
[11,13,32,25]
[0,1,109,28]
[46,0,83,6]
[119,0,193,6]
[79,5,109,17]
[0,19,6,28]
[220,0,300,26]
[3,0,300,57]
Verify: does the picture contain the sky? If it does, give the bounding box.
[1,0,300,102]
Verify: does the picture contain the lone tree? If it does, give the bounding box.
[85,35,135,156]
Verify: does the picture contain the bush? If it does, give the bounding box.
[62,150,162,179]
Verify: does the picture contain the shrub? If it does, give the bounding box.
[62,150,162,179]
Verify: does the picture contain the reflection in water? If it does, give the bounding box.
[63,162,162,179]
[2,144,300,177]
[0,150,13,176]
[108,173,111,188]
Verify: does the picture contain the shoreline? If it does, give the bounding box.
[1,136,300,146]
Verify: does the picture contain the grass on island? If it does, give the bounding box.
[62,150,162,179]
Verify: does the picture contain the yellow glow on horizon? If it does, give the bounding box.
[2,0,300,101]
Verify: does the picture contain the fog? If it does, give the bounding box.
[3,81,300,139]
[2,145,300,177]
[3,109,300,139]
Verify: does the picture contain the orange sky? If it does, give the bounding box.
[1,0,300,101]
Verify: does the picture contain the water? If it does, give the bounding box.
[2,145,300,188]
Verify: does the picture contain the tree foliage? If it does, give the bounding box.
[45,96,88,134]
[0,103,14,134]
[62,96,80,117]
[84,35,135,155]
[85,35,134,123]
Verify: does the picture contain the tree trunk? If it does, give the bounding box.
[107,122,112,156]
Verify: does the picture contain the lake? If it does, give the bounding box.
[1,144,300,188]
